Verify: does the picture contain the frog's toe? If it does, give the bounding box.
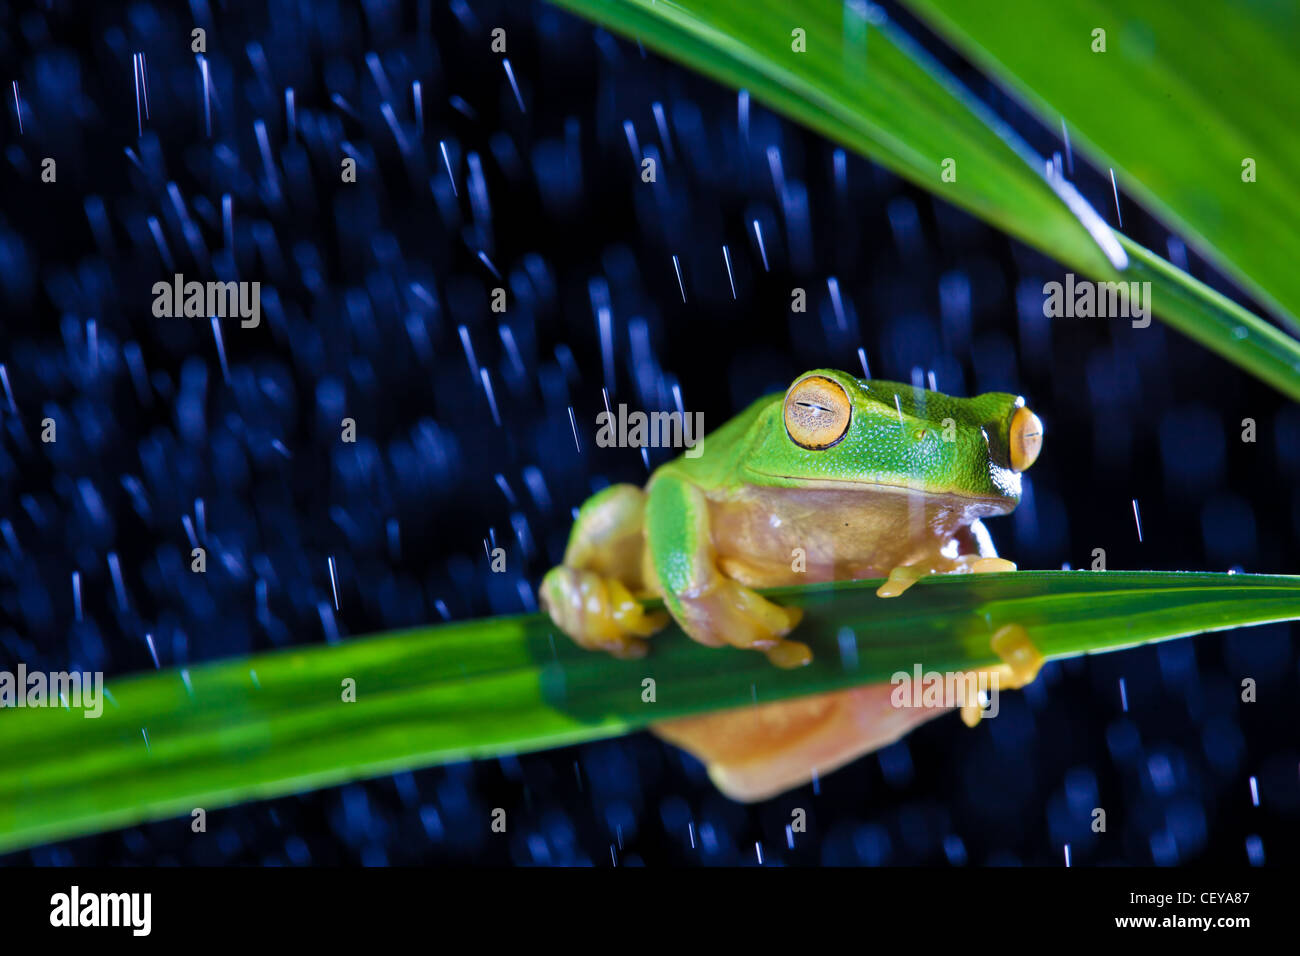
[876,563,929,598]
[540,566,668,659]
[764,639,813,669]
[990,622,1043,688]
[961,555,1018,575]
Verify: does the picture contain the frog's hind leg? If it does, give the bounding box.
[539,484,669,659]
[653,685,949,803]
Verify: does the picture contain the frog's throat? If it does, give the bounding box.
[743,472,1018,512]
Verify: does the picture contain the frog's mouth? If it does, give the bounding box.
[746,472,1019,512]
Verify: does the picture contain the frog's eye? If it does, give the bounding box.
[784,375,851,450]
[1009,405,1043,471]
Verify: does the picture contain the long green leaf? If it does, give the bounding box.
[555,0,1123,278]
[2,571,1297,855]
[1117,235,1300,400]
[905,0,1300,332]
[550,0,1300,399]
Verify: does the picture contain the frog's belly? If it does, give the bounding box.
[708,484,1002,588]
[654,483,1008,801]
[653,682,950,802]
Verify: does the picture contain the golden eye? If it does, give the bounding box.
[784,375,851,450]
[1009,405,1043,471]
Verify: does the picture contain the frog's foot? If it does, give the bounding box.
[653,683,947,802]
[669,576,810,669]
[539,566,669,659]
[957,623,1045,727]
[876,554,1017,598]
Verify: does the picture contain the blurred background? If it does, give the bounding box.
[1,0,1297,865]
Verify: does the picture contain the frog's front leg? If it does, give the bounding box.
[539,484,669,659]
[876,519,1016,597]
[645,475,811,669]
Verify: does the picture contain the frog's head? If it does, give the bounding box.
[739,368,1043,513]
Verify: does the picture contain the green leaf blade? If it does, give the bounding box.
[1,571,1296,855]
[549,0,1300,399]
[905,0,1300,331]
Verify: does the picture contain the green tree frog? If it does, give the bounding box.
[540,369,1046,801]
